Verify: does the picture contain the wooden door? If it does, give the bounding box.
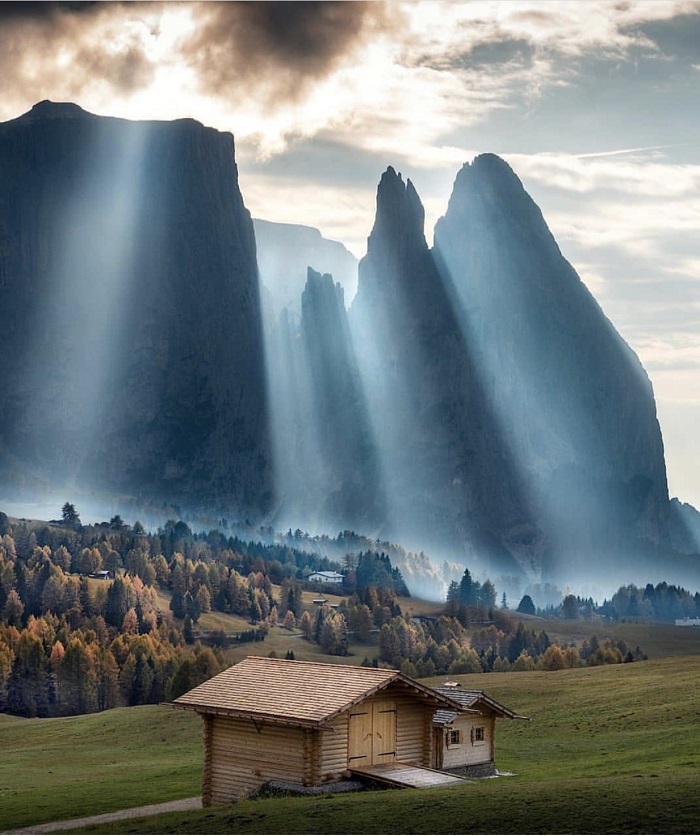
[348,707,373,766]
[348,701,396,767]
[371,701,397,764]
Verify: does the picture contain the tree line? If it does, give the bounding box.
[0,508,661,718]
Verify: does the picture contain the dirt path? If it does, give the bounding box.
[4,796,202,834]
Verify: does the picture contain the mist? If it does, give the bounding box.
[1,105,697,606]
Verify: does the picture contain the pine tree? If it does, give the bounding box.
[61,503,80,527]
[459,568,473,605]
[105,577,131,627]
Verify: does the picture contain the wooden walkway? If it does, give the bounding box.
[350,762,468,789]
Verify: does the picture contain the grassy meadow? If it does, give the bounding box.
[0,706,201,831]
[2,655,699,833]
[155,581,700,667]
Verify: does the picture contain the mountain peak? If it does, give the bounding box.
[370,166,426,250]
[454,153,526,200]
[19,100,90,122]
[435,151,552,251]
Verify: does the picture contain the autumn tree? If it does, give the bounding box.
[319,612,349,656]
[95,647,120,711]
[0,638,14,710]
[539,644,566,671]
[59,637,97,714]
[2,589,24,627]
[299,610,313,640]
[348,603,373,643]
[7,631,49,717]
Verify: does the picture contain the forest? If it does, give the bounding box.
[1,506,696,719]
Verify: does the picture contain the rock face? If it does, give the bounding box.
[349,168,526,569]
[254,219,358,319]
[669,498,700,555]
[299,268,383,529]
[433,155,670,576]
[0,103,678,580]
[348,159,671,579]
[0,101,271,515]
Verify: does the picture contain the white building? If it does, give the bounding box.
[307,570,344,584]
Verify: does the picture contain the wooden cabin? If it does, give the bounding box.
[172,656,466,804]
[432,684,523,776]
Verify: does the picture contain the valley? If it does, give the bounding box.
[1,657,698,834]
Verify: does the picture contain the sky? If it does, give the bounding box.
[0,0,698,508]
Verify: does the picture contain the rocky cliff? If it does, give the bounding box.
[669,498,700,555]
[0,101,271,515]
[0,102,679,581]
[433,155,670,577]
[254,219,358,319]
[347,159,671,579]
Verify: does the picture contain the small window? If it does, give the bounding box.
[448,729,461,746]
[473,726,485,744]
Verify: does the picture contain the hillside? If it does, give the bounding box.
[0,705,200,831]
[1,657,699,834]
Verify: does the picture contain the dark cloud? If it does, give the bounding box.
[184,1,388,104]
[0,1,155,107]
[0,2,102,21]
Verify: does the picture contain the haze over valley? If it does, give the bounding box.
[0,99,698,602]
[1,1,699,602]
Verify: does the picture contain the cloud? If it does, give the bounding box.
[182,2,389,106]
[240,169,376,260]
[0,2,159,118]
[499,151,700,269]
[0,3,101,22]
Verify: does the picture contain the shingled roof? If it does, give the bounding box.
[432,685,523,725]
[173,656,463,728]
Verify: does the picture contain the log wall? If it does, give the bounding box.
[204,716,310,804]
[320,713,349,781]
[439,714,496,769]
[201,686,443,803]
[394,694,432,765]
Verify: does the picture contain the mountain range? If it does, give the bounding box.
[0,101,697,586]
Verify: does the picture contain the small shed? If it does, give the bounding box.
[432,684,524,776]
[172,656,465,804]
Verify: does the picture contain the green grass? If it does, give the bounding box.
[0,706,201,831]
[517,612,700,658]
[3,656,694,834]
[67,776,699,835]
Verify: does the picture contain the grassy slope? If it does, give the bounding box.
[518,613,700,658]
[161,580,700,665]
[0,706,201,831]
[0,656,694,834]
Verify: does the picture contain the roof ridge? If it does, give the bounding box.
[241,655,399,674]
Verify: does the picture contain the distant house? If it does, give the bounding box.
[307,570,344,584]
[432,683,526,776]
[172,656,469,804]
[675,617,700,627]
